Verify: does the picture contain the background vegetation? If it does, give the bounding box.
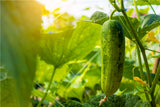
[0,0,160,107]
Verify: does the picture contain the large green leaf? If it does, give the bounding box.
[39,21,102,67]
[138,14,160,39]
[136,0,160,5]
[0,1,41,107]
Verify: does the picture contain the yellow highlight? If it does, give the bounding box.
[146,31,160,44]
[150,51,154,55]
[133,77,146,86]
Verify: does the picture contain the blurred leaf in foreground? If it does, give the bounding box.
[0,1,41,107]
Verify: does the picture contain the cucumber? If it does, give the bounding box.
[101,20,125,97]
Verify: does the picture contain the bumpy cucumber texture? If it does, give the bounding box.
[101,20,125,97]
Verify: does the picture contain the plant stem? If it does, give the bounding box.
[109,9,116,20]
[120,0,152,87]
[109,0,121,12]
[146,1,156,14]
[133,0,140,21]
[145,48,160,53]
[136,45,145,81]
[37,67,56,107]
[120,0,155,106]
[150,62,160,106]
[136,45,150,103]
[150,62,160,93]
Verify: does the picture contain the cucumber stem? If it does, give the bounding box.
[109,9,116,20]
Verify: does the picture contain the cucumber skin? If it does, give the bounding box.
[101,20,125,97]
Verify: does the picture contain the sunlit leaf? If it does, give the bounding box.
[39,21,102,67]
[139,7,150,14]
[136,0,160,5]
[126,8,134,17]
[42,5,50,15]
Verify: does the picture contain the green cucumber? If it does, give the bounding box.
[101,20,125,97]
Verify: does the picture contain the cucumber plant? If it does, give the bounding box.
[98,0,160,106]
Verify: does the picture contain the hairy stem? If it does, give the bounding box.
[120,0,152,87]
[136,45,150,103]
[146,1,156,14]
[145,48,160,53]
[120,0,155,106]
[37,67,56,107]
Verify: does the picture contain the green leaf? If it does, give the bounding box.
[39,21,102,67]
[0,1,41,107]
[90,11,108,25]
[119,78,135,93]
[136,0,160,5]
[139,7,150,14]
[66,86,85,101]
[155,85,160,105]
[82,66,101,89]
[126,8,134,17]
[138,14,160,39]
